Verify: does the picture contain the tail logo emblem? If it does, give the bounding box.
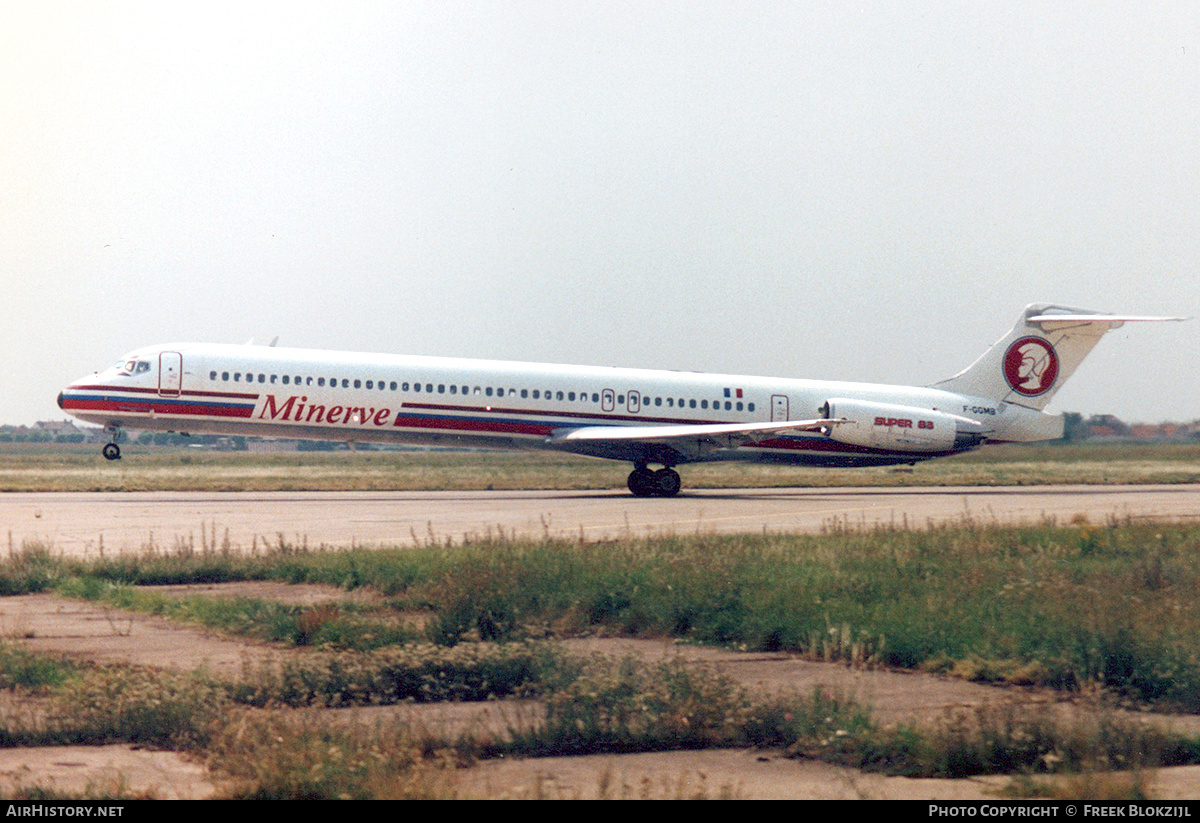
[1003,337,1059,396]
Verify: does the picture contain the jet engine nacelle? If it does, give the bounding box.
[821,398,967,453]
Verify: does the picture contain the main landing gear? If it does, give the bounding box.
[627,465,682,497]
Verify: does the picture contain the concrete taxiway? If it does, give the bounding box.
[3,485,1200,557]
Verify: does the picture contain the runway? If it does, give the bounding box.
[4,485,1200,557]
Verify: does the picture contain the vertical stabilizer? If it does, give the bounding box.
[933,303,1182,410]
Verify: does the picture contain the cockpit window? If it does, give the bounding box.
[117,360,152,376]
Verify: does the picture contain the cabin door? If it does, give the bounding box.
[770,394,789,421]
[158,352,182,398]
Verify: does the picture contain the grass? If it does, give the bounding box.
[3,441,1200,491]
[11,518,1200,709]
[5,514,1200,796]
[0,640,1191,798]
[56,579,421,650]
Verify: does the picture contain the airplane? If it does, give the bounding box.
[57,304,1183,497]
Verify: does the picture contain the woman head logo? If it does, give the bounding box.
[1003,337,1059,396]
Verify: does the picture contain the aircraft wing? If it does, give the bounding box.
[550,418,840,444]
[549,419,840,465]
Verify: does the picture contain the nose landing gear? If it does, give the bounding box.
[627,465,682,497]
[102,425,122,461]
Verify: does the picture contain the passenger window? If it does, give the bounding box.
[748,402,755,412]
[736,402,743,411]
[209,371,217,380]
[234,373,241,382]
[451,385,458,394]
[270,375,277,384]
[402,382,410,391]
[366,380,373,389]
[438,384,445,393]
[568,392,575,401]
[724,401,731,410]
[318,378,325,387]
[221,372,229,381]
[532,390,539,399]
[521,389,528,398]
[354,379,361,389]
[259,374,266,383]
[390,382,397,390]
[689,399,696,408]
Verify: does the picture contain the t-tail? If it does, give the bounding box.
[933,303,1185,411]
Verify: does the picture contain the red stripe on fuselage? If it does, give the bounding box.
[61,397,256,419]
[70,384,260,401]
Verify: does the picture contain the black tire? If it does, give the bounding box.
[627,468,655,497]
[652,468,681,497]
[102,443,121,461]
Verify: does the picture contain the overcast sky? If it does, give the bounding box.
[2,1,1197,426]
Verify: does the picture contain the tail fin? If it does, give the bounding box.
[933,303,1184,410]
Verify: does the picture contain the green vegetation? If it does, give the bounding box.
[4,517,1200,796]
[0,639,1190,798]
[3,441,1200,491]
[23,519,1200,710]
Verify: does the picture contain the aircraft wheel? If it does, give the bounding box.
[652,468,681,497]
[102,443,121,461]
[627,468,656,497]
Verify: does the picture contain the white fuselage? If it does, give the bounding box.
[58,342,1060,468]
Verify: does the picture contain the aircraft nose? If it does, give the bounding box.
[57,391,64,410]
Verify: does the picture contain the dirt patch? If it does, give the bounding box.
[0,592,276,677]
[146,581,386,608]
[0,585,1196,800]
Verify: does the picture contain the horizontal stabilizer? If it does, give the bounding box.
[1026,313,1187,325]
